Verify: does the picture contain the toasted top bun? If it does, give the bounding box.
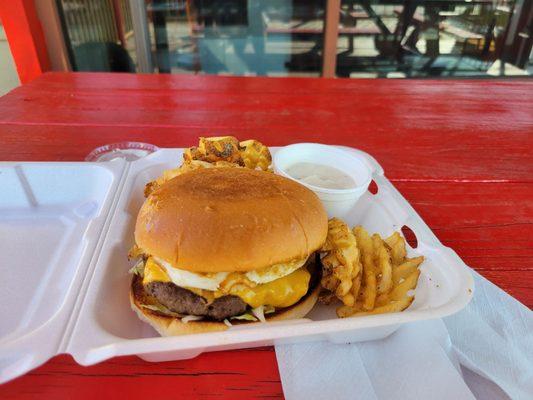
[135,167,328,273]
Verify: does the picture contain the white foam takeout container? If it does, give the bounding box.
[0,146,474,383]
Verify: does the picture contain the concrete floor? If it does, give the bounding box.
[0,25,20,96]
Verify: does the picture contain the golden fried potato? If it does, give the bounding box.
[182,136,243,165]
[336,302,361,318]
[385,231,407,265]
[372,233,393,294]
[375,293,390,307]
[198,136,243,164]
[392,256,424,285]
[349,296,414,317]
[320,218,362,307]
[239,139,272,171]
[319,290,339,305]
[183,146,203,162]
[322,223,425,319]
[351,274,362,305]
[148,136,271,197]
[389,269,420,301]
[144,180,159,197]
[353,226,376,310]
[182,136,273,171]
[320,258,341,293]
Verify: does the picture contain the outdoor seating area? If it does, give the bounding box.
[43,0,531,78]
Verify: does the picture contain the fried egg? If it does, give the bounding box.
[244,258,307,284]
[152,256,308,291]
[154,257,228,291]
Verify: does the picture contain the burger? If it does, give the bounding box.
[129,167,328,335]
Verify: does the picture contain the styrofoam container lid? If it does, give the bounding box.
[0,146,474,383]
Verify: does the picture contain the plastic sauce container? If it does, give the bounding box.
[273,143,372,218]
[85,142,159,162]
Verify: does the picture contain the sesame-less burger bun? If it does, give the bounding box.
[135,167,328,273]
[129,273,321,336]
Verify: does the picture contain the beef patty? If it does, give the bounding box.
[139,253,321,321]
[145,282,247,321]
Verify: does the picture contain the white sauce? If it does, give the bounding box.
[285,162,356,190]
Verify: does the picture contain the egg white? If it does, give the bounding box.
[154,257,228,291]
[244,258,307,284]
[153,256,308,291]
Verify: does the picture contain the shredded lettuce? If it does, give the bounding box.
[264,305,276,314]
[129,259,145,277]
[230,305,275,322]
[182,315,203,323]
[140,303,276,325]
[230,313,258,321]
[141,304,205,323]
[252,306,267,322]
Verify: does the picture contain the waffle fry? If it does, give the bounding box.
[354,226,376,310]
[239,139,272,171]
[183,146,204,163]
[320,218,362,308]
[196,136,243,165]
[320,222,424,318]
[183,136,271,169]
[145,136,272,197]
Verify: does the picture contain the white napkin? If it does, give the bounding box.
[275,270,533,400]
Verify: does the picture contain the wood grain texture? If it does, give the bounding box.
[0,73,531,181]
[394,181,533,303]
[0,351,283,399]
[0,73,531,399]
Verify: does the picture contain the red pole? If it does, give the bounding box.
[322,0,340,78]
[111,0,126,47]
[0,0,51,83]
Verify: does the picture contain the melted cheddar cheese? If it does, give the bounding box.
[222,267,310,308]
[142,257,310,308]
[143,258,170,284]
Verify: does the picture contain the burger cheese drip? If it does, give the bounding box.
[142,257,310,309]
[223,268,310,308]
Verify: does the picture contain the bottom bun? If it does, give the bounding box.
[130,274,320,336]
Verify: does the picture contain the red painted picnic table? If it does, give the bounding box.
[0,73,531,399]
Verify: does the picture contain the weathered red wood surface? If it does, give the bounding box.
[0,73,531,399]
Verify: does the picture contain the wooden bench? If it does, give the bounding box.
[441,22,484,41]
[394,8,424,25]
[266,25,380,36]
[191,21,381,37]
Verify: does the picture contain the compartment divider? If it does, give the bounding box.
[58,162,132,353]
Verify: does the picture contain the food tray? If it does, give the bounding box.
[0,146,474,383]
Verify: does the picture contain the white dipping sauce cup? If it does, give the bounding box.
[273,143,372,218]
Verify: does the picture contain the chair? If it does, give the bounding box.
[72,42,135,72]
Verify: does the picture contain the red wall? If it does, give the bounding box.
[0,0,50,83]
